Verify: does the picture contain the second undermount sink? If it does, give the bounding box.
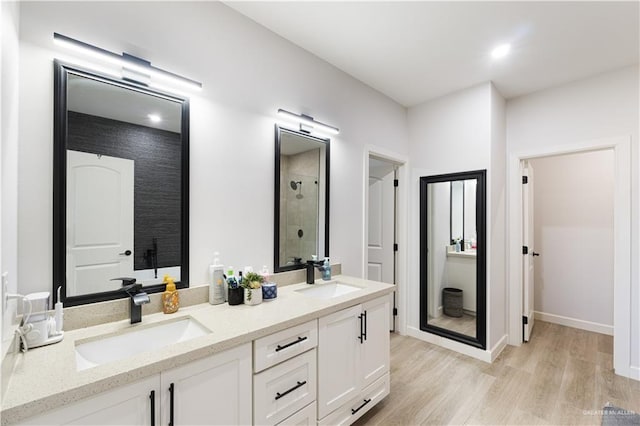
[296,281,362,300]
[75,317,210,371]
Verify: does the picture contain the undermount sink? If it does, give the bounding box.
[296,281,362,300]
[75,317,210,371]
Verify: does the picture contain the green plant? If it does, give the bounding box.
[241,272,264,301]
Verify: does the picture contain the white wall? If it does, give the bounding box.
[489,84,506,351]
[529,150,614,329]
[1,0,21,357]
[407,82,507,359]
[16,2,409,297]
[506,65,639,377]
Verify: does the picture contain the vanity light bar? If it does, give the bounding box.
[53,32,202,92]
[277,109,340,135]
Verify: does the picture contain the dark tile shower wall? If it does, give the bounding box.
[67,111,181,271]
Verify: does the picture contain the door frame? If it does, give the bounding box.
[363,146,408,335]
[506,135,632,378]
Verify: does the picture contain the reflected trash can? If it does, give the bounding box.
[443,287,463,317]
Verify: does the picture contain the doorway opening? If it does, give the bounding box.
[364,150,407,333]
[507,135,631,378]
[521,150,615,344]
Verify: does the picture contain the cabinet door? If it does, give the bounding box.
[161,343,252,426]
[317,304,362,420]
[22,375,160,426]
[361,296,390,389]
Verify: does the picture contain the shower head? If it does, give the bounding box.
[290,180,302,190]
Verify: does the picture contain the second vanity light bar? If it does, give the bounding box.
[277,109,340,136]
[53,32,202,92]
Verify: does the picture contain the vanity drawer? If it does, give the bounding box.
[254,320,317,372]
[254,349,317,426]
[277,401,316,426]
[317,371,389,426]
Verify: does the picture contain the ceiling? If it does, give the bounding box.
[227,1,639,107]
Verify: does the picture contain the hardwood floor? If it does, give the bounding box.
[354,321,640,425]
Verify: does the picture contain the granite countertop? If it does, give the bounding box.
[1,275,394,425]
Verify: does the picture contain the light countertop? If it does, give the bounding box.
[1,275,394,425]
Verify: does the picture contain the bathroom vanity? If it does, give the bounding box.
[1,276,393,425]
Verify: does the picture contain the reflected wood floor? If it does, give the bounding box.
[354,321,640,425]
[429,313,476,337]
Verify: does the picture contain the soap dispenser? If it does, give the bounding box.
[322,257,332,281]
[162,275,179,314]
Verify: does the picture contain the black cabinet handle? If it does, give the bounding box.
[149,390,155,426]
[119,250,132,256]
[351,398,372,415]
[358,314,364,343]
[275,336,307,352]
[532,252,540,257]
[363,310,368,342]
[275,380,307,400]
[168,383,174,426]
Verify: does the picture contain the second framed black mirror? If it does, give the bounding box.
[274,125,330,272]
[420,170,486,349]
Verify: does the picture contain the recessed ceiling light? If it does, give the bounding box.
[148,114,162,123]
[491,44,511,59]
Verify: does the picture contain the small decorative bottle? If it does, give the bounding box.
[162,275,179,314]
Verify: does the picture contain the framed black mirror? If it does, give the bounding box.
[420,170,486,349]
[274,126,330,272]
[54,61,189,306]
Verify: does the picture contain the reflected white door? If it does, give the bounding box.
[67,150,134,296]
[522,161,535,342]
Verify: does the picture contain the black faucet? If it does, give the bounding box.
[306,260,325,284]
[111,277,150,324]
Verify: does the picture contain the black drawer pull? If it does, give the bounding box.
[275,380,307,400]
[275,336,307,352]
[363,310,367,341]
[358,314,364,343]
[351,398,372,415]
[168,383,174,426]
[149,390,155,426]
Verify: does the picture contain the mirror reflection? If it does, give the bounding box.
[420,170,486,349]
[55,63,189,303]
[275,127,329,272]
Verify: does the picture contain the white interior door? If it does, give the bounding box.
[367,157,397,332]
[522,161,535,342]
[67,150,134,296]
[367,172,395,284]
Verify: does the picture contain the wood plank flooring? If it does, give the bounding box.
[354,321,640,425]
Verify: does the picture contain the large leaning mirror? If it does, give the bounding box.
[274,126,329,272]
[420,170,486,349]
[54,61,189,306]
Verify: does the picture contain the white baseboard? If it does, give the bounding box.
[406,326,491,363]
[490,335,508,362]
[534,311,613,336]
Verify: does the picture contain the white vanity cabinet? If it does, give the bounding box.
[253,320,318,426]
[317,295,390,422]
[20,375,160,426]
[21,343,252,426]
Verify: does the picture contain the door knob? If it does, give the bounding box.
[532,252,540,257]
[119,250,132,256]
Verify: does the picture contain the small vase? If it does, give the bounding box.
[228,287,244,306]
[244,287,262,305]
